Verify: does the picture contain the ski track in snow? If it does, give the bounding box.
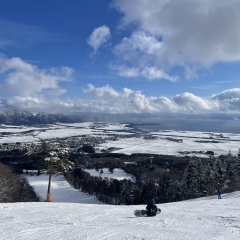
[0,192,240,240]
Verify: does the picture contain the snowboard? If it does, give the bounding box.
[134,208,161,217]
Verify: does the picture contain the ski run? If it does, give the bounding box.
[0,191,240,240]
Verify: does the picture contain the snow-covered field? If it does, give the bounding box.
[0,122,240,157]
[98,133,240,157]
[1,190,240,239]
[84,168,136,182]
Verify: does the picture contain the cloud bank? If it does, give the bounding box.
[0,54,239,115]
[0,53,239,115]
[0,54,73,97]
[109,0,240,79]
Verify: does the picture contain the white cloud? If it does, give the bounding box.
[83,84,119,99]
[87,25,111,53]
[211,88,240,111]
[141,66,178,81]
[3,96,46,109]
[112,0,240,78]
[174,92,217,111]
[114,31,163,56]
[212,88,240,100]
[110,64,140,78]
[0,54,73,96]
[110,63,177,81]
[1,81,240,114]
[112,31,177,81]
[81,85,240,114]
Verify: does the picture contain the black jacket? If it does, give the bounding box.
[146,203,158,216]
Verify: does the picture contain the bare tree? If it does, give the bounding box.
[0,163,20,203]
[26,139,74,202]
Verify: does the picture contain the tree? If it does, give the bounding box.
[232,156,240,190]
[182,159,203,199]
[81,144,95,153]
[203,161,214,195]
[108,166,115,174]
[26,139,74,202]
[212,158,225,188]
[0,163,20,202]
[18,176,41,202]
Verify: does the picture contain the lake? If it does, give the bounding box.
[127,118,240,134]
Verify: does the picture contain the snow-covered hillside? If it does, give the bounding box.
[1,191,240,239]
[26,174,102,204]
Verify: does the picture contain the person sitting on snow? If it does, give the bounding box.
[142,199,160,217]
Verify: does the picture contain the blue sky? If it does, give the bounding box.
[0,0,240,115]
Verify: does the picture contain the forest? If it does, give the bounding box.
[65,150,240,204]
[1,146,240,205]
[0,162,40,203]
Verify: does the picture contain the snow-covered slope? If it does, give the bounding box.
[1,191,240,240]
[26,174,102,204]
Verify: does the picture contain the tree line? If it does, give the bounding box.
[65,152,240,205]
[0,162,40,203]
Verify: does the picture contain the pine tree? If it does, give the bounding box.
[212,158,225,189]
[166,179,183,202]
[26,139,74,202]
[182,159,203,199]
[232,156,240,189]
[203,161,215,195]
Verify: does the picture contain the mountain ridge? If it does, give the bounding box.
[0,109,86,125]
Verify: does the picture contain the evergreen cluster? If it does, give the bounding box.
[66,152,240,204]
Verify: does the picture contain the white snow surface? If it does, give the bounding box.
[27,174,101,204]
[84,168,136,182]
[0,191,240,240]
[0,122,240,157]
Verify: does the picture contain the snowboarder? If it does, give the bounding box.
[217,189,222,199]
[142,199,159,217]
[126,194,133,205]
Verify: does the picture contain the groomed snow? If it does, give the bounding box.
[0,191,240,239]
[27,174,101,204]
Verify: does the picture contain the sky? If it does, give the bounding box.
[0,0,240,115]
[1,172,240,239]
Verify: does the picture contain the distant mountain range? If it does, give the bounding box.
[0,109,140,125]
[0,109,239,126]
[0,110,87,125]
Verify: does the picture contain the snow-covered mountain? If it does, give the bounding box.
[0,109,132,125]
[0,109,86,125]
[1,173,240,239]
